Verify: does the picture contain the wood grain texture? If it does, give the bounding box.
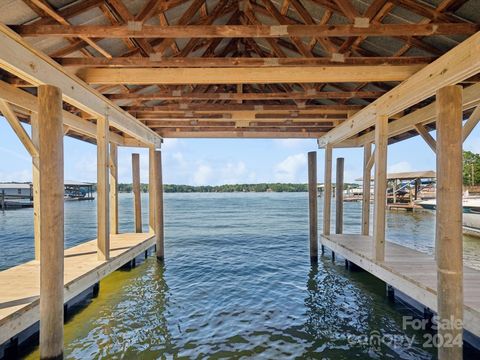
[38,85,64,359]
[436,85,463,360]
[308,151,318,262]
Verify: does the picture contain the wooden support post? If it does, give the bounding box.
[362,143,372,235]
[132,153,142,233]
[323,144,332,236]
[335,157,344,234]
[153,150,164,260]
[373,115,388,261]
[97,116,109,261]
[149,147,155,233]
[31,113,41,260]
[308,151,318,263]
[109,143,118,235]
[436,85,463,360]
[38,85,64,360]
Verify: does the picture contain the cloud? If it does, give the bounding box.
[74,155,97,181]
[274,153,307,182]
[193,164,213,185]
[0,169,31,182]
[0,146,30,163]
[162,138,180,150]
[464,136,480,154]
[220,161,247,184]
[172,152,187,168]
[274,139,306,148]
[388,161,413,173]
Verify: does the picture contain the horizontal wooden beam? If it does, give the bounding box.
[124,104,361,112]
[355,82,480,145]
[318,31,480,147]
[57,56,435,68]
[77,65,424,85]
[158,130,326,138]
[12,23,478,38]
[108,90,384,101]
[0,80,125,144]
[143,120,335,127]
[0,24,161,146]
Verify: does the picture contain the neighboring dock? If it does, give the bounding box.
[0,232,155,350]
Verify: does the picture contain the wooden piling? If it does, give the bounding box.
[436,85,463,360]
[97,115,110,261]
[335,157,344,234]
[132,153,142,233]
[109,143,118,235]
[308,151,318,263]
[153,150,164,260]
[31,113,41,260]
[38,85,64,360]
[148,147,155,233]
[373,115,388,261]
[323,144,332,236]
[361,143,372,235]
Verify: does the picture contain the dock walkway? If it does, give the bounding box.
[321,234,480,338]
[0,233,155,345]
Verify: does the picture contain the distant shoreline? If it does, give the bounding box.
[117,183,359,193]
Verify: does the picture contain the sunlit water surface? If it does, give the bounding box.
[1,192,479,359]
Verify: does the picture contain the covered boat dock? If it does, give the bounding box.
[0,1,480,359]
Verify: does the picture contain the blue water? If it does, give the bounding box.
[1,192,479,359]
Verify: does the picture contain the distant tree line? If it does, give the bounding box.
[118,183,309,193]
[115,182,359,193]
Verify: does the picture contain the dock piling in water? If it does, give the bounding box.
[335,157,344,235]
[322,144,332,237]
[153,150,165,261]
[97,115,110,261]
[308,151,318,263]
[132,153,142,233]
[110,143,119,235]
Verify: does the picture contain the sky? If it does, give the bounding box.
[1,117,480,185]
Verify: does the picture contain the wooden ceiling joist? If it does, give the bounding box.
[77,65,424,85]
[107,90,385,101]
[56,56,435,67]
[2,0,478,140]
[12,23,478,38]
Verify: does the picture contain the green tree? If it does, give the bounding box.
[463,151,480,186]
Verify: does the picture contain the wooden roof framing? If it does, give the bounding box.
[0,0,479,141]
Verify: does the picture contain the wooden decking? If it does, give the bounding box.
[321,234,480,338]
[0,232,155,345]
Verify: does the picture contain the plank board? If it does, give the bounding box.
[320,234,480,337]
[0,232,155,345]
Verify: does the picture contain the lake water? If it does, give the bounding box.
[1,192,479,359]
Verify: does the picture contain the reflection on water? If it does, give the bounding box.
[0,193,478,358]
